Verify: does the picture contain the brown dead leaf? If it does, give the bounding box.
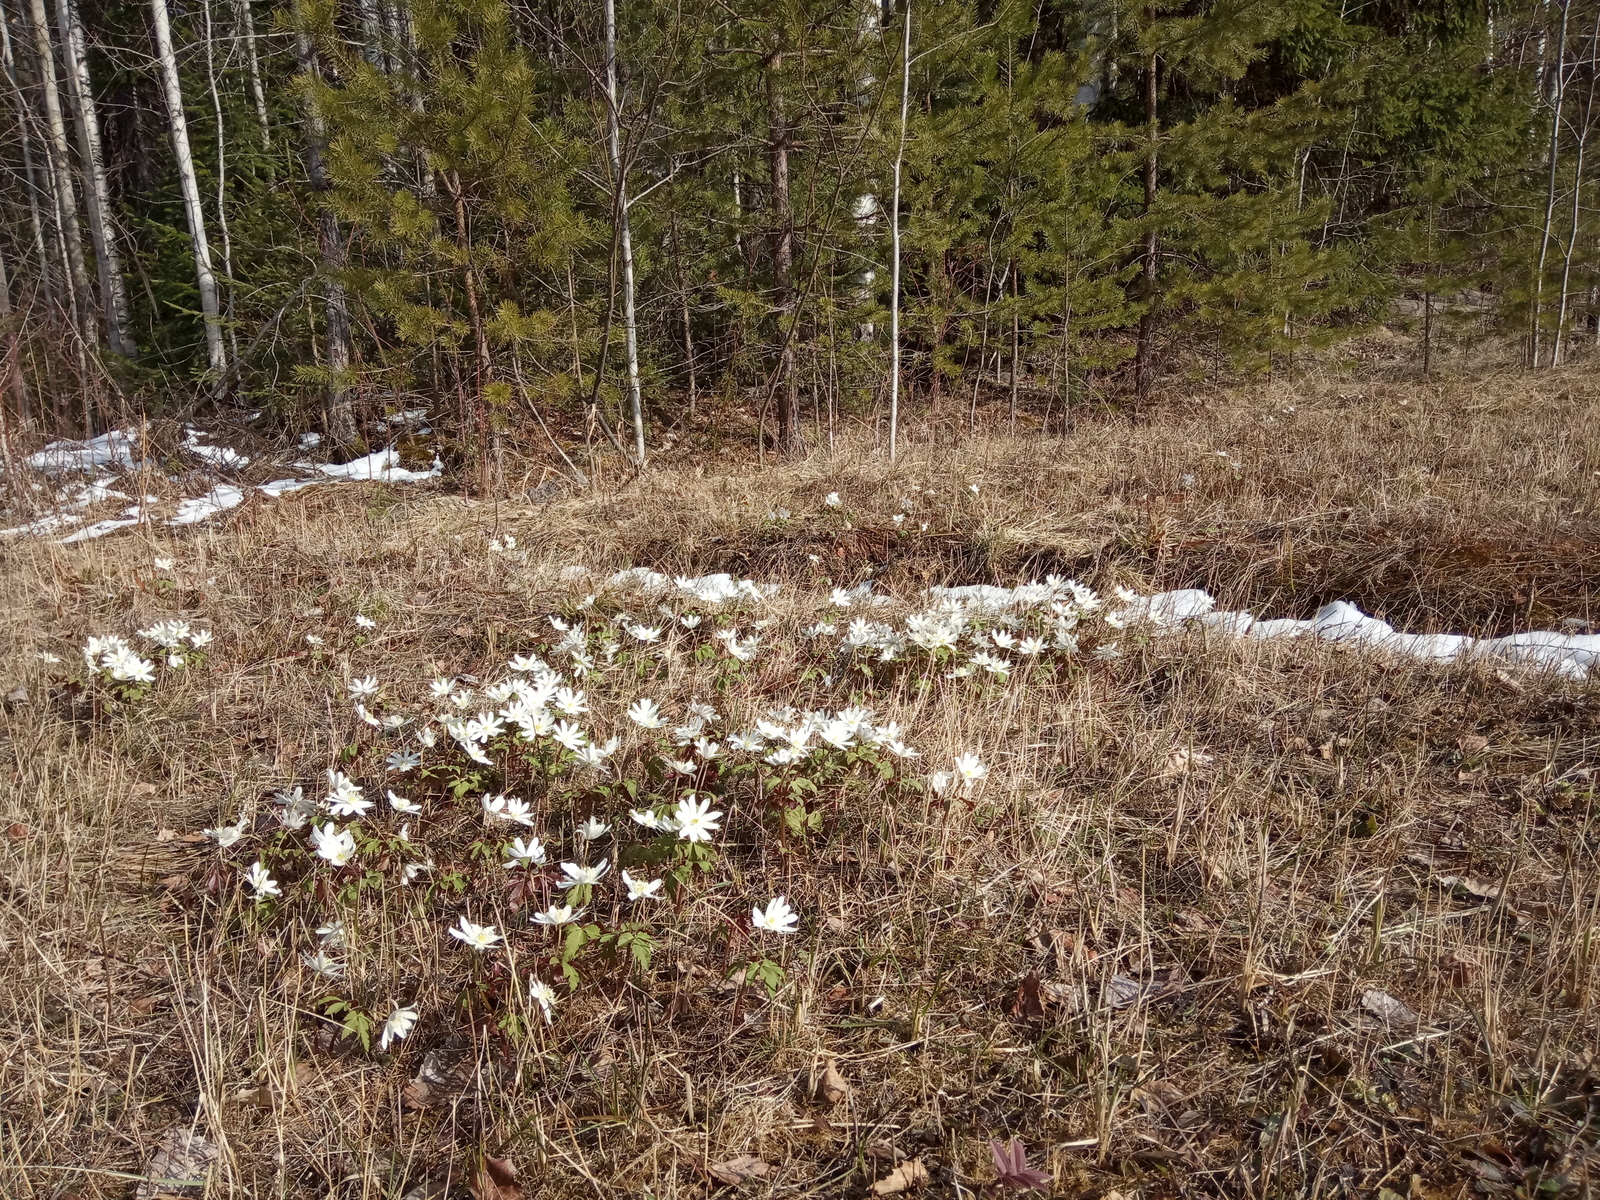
[1360,988,1419,1028]
[134,1126,218,1200]
[468,1155,524,1200]
[1132,1080,1186,1116]
[129,995,160,1015]
[1436,874,1503,902]
[1457,735,1490,756]
[707,1154,772,1185]
[1011,971,1046,1021]
[133,782,159,796]
[5,822,28,839]
[819,1055,850,1106]
[871,1158,929,1195]
[1158,747,1213,778]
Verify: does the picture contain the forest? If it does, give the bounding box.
[0,0,1594,463]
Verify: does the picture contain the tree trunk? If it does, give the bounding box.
[236,0,270,144]
[150,0,226,377]
[294,25,354,445]
[1555,8,1600,365]
[766,47,800,455]
[202,0,239,368]
[1134,21,1157,405]
[1533,0,1571,368]
[887,0,910,461]
[57,0,134,356]
[0,0,55,312]
[604,0,645,464]
[26,0,92,341]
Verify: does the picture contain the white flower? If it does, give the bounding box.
[325,770,371,818]
[830,587,853,608]
[628,698,667,729]
[559,860,610,889]
[679,613,703,629]
[1093,643,1121,660]
[553,687,588,716]
[627,623,663,643]
[552,720,587,751]
[188,629,213,649]
[574,817,610,842]
[347,676,379,700]
[531,904,583,927]
[139,619,192,648]
[448,917,503,951]
[154,557,174,571]
[548,615,570,632]
[304,633,325,647]
[1017,636,1047,656]
[970,651,1011,678]
[751,895,799,935]
[824,492,841,507]
[528,978,558,1024]
[301,949,344,978]
[243,861,280,901]
[693,738,722,760]
[504,837,548,868]
[929,770,954,796]
[819,720,855,750]
[311,823,357,866]
[622,871,663,901]
[953,753,987,785]
[378,1004,419,1051]
[892,514,905,525]
[886,740,920,758]
[386,749,422,773]
[102,646,156,683]
[507,654,543,673]
[204,820,248,848]
[482,794,534,827]
[630,808,674,832]
[674,794,722,843]
[417,727,438,748]
[353,702,383,729]
[386,789,422,815]
[991,630,1017,650]
[429,677,454,698]
[729,732,765,753]
[353,614,376,629]
[667,758,697,777]
[316,919,345,946]
[726,635,761,662]
[401,859,433,885]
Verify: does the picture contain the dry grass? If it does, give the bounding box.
[3,365,1600,1199]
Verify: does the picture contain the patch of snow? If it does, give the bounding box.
[0,512,82,538]
[183,427,249,469]
[317,448,442,484]
[297,432,322,450]
[25,429,139,474]
[59,506,146,543]
[170,485,246,526]
[258,477,324,498]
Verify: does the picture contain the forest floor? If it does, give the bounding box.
[4,360,1600,1199]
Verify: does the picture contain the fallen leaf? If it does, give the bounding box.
[1106,975,1144,1009]
[1011,972,1046,1020]
[708,1153,772,1185]
[1436,874,1503,902]
[1457,735,1490,756]
[129,995,160,1015]
[871,1158,929,1195]
[1131,1080,1186,1116]
[468,1155,524,1200]
[989,1138,1052,1192]
[4,685,28,705]
[134,1126,219,1200]
[133,782,159,796]
[5,822,28,839]
[1158,747,1213,778]
[1359,988,1419,1028]
[820,1055,850,1106]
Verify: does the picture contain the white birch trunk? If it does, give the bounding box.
[0,1,55,310]
[604,0,645,464]
[150,0,226,377]
[1533,0,1571,368]
[236,0,270,145]
[887,0,910,462]
[57,0,135,356]
[201,0,239,366]
[25,0,92,338]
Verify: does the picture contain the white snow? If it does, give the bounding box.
[170,485,247,526]
[26,429,139,474]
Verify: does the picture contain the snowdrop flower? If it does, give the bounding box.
[553,687,587,716]
[693,738,721,760]
[386,789,422,815]
[401,859,433,885]
[505,837,548,868]
[552,720,587,751]
[1017,636,1047,656]
[204,820,248,848]
[830,587,853,608]
[630,808,674,832]
[559,860,610,888]
[304,633,325,647]
[628,698,667,729]
[506,654,543,673]
[154,557,174,571]
[954,753,988,785]
[347,676,379,700]
[667,758,697,777]
[429,677,454,699]
[751,896,799,934]
[531,904,583,927]
[244,861,280,901]
[623,871,663,901]
[353,614,376,629]
[1093,643,1121,660]
[448,917,502,951]
[312,823,357,866]
[679,613,703,629]
[627,623,663,643]
[729,731,765,753]
[674,794,722,843]
[325,771,371,818]
[188,629,213,650]
[386,749,422,773]
[378,1004,419,1051]
[824,492,841,507]
[929,770,955,797]
[528,978,558,1024]
[302,949,344,979]
[574,817,610,842]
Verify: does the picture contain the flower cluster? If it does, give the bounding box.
[83,621,213,697]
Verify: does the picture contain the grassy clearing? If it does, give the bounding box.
[3,368,1600,1199]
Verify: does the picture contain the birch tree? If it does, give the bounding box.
[25,0,92,339]
[56,0,135,356]
[604,0,645,464]
[150,0,226,377]
[0,0,55,312]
